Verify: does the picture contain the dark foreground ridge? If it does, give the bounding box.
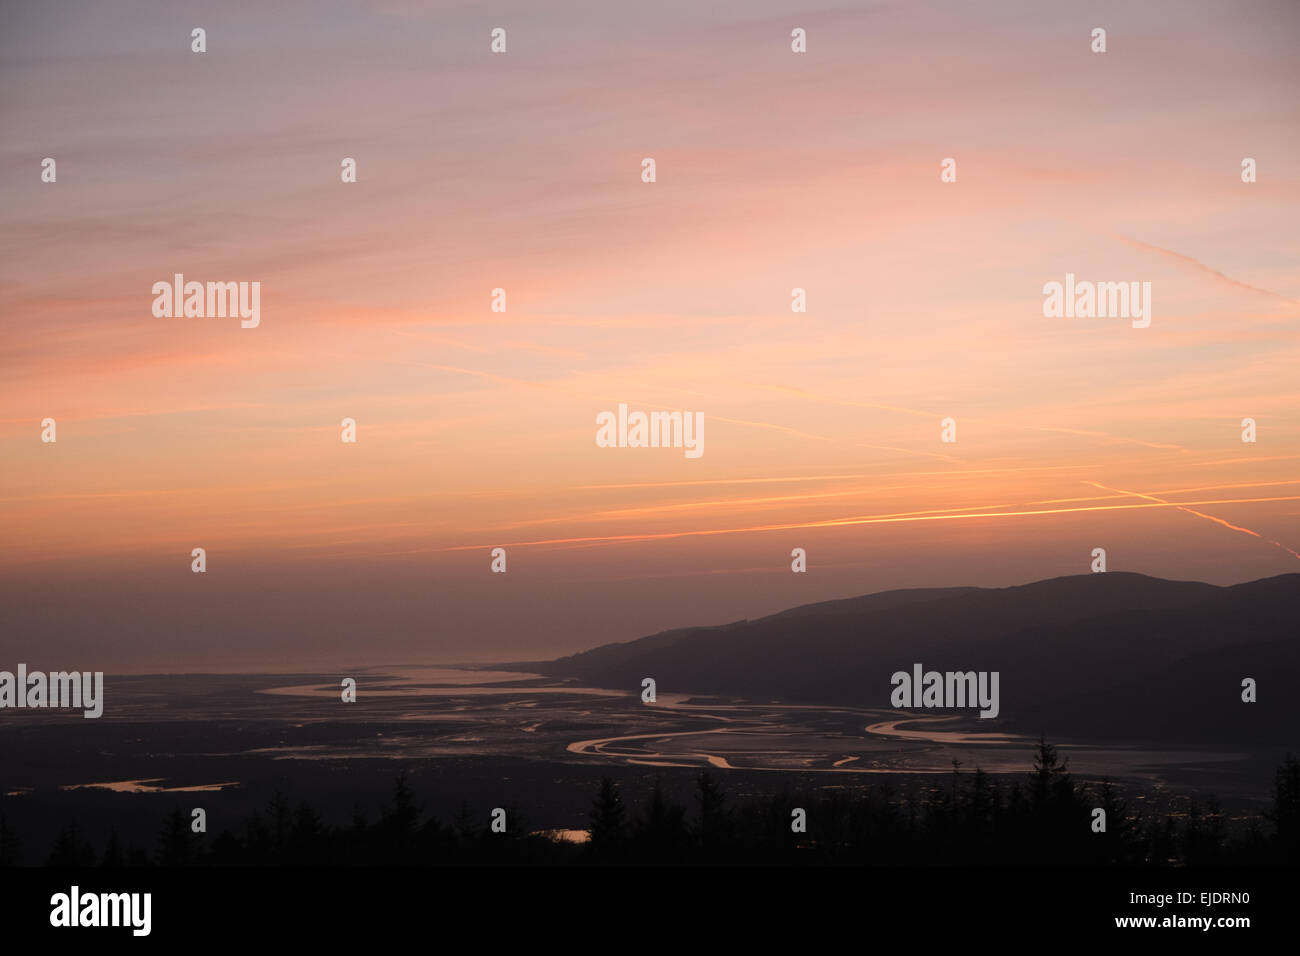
[6,743,1298,868]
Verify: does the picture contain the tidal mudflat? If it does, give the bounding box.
[0,665,1274,856]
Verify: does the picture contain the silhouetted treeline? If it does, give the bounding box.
[7,743,1299,867]
[585,742,1299,866]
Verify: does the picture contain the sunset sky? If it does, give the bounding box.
[2,0,1298,671]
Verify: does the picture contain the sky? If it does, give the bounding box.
[1,0,1298,672]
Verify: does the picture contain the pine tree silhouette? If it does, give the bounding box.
[155,807,197,865]
[695,771,732,856]
[633,780,688,861]
[290,801,328,864]
[0,812,21,866]
[1092,778,1137,864]
[47,822,95,866]
[588,776,627,859]
[100,827,125,868]
[377,773,421,863]
[1268,753,1300,860]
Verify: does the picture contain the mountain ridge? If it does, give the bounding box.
[539,572,1300,744]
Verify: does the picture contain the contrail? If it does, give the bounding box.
[579,461,1134,491]
[1085,480,1300,561]
[1114,235,1300,306]
[410,494,1300,554]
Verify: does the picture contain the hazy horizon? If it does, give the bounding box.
[2,566,1294,674]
